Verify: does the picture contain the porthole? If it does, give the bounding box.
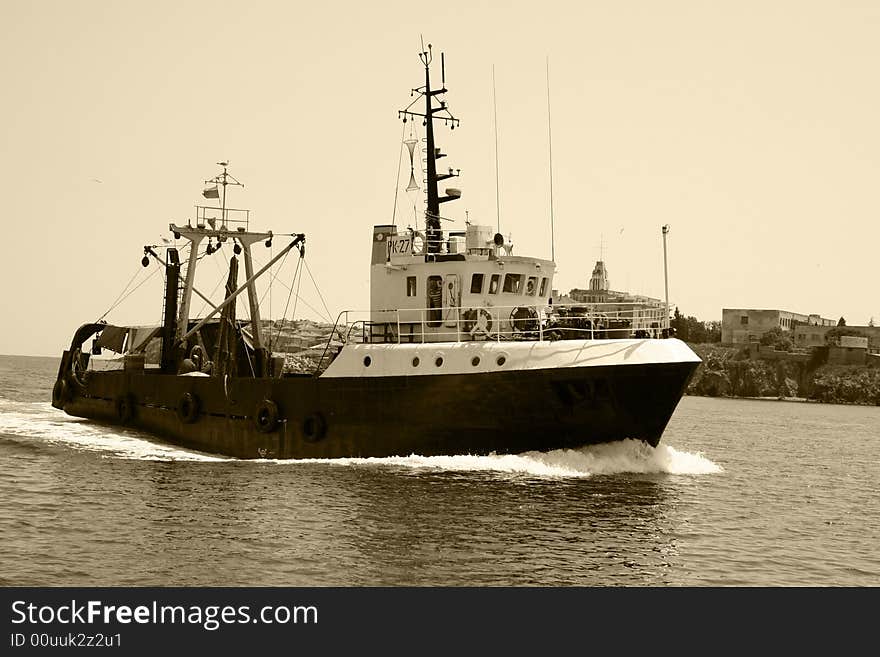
[363,356,372,367]
[412,357,420,367]
[496,355,507,366]
[435,356,444,367]
[471,356,480,367]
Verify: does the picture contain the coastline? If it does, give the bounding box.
[685,342,880,407]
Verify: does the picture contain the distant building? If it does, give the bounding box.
[794,324,880,350]
[565,260,666,334]
[829,336,869,365]
[721,308,835,345]
[568,260,663,306]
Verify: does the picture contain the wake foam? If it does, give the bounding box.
[273,439,722,478]
[0,400,225,462]
[1,401,721,476]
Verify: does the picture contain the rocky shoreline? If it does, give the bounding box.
[685,343,880,406]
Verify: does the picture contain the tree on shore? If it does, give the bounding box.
[759,326,793,351]
[824,326,866,345]
[671,308,721,343]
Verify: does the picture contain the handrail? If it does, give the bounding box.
[325,300,672,347]
[194,205,250,231]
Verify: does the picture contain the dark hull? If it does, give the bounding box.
[52,359,698,459]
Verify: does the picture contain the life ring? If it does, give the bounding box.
[302,413,327,442]
[114,394,135,424]
[254,398,280,433]
[462,307,493,337]
[411,231,426,255]
[510,306,539,333]
[176,392,200,424]
[52,378,69,407]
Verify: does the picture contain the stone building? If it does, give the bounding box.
[565,260,666,335]
[721,308,835,345]
[794,324,880,350]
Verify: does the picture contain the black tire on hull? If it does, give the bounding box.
[302,413,327,442]
[52,378,69,407]
[176,392,200,424]
[255,399,279,433]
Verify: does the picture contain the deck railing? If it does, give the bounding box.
[194,206,251,231]
[315,301,672,370]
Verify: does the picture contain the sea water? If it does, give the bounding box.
[1,355,877,586]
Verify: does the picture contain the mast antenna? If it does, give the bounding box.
[204,161,243,230]
[546,56,555,262]
[398,41,460,255]
[492,65,501,234]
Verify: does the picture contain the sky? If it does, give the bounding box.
[2,0,879,356]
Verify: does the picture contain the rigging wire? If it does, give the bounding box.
[262,277,333,325]
[256,246,294,308]
[269,256,303,352]
[193,249,233,318]
[95,264,145,323]
[304,260,334,323]
[96,238,194,323]
[390,121,407,226]
[96,265,163,323]
[237,247,330,323]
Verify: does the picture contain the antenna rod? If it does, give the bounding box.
[662,225,670,330]
[442,52,446,84]
[492,65,501,234]
[221,164,227,227]
[546,56,555,262]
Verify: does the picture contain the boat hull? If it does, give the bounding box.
[53,348,699,459]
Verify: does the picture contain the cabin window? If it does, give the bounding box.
[502,273,523,294]
[427,275,443,327]
[539,277,548,296]
[406,276,417,297]
[470,273,484,294]
[740,316,748,325]
[526,276,538,296]
[488,274,500,294]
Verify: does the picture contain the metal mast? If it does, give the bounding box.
[662,224,670,329]
[398,43,461,254]
[206,161,243,230]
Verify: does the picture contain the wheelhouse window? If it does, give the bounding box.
[488,274,500,294]
[406,276,417,297]
[502,273,523,294]
[539,277,548,297]
[526,276,538,296]
[470,273,485,294]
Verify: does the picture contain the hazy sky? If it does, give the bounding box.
[2,0,879,356]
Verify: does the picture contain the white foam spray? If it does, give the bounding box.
[1,401,722,476]
[0,401,225,462]
[280,439,722,478]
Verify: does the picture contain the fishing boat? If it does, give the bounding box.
[51,45,701,459]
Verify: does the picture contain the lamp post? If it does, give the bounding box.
[662,224,670,330]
